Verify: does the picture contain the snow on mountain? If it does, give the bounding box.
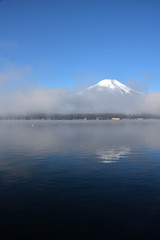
[82,79,142,95]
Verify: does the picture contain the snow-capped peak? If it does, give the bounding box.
[84,79,142,95]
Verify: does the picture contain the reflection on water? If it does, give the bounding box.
[0,120,160,239]
[97,147,130,163]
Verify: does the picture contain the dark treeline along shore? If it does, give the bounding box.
[0,113,160,120]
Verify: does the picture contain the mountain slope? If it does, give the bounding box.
[82,79,142,95]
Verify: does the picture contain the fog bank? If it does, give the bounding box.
[0,87,160,115]
[0,65,160,115]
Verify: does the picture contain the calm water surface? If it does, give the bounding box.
[0,120,160,239]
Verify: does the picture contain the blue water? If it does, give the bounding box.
[0,120,160,239]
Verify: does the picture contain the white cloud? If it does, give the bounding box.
[0,64,160,115]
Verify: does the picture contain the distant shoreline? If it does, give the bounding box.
[0,113,160,120]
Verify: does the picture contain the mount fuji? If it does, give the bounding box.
[82,79,142,95]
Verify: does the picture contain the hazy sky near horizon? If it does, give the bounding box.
[0,0,160,92]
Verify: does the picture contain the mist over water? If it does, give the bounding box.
[1,86,160,115]
[1,120,160,238]
[0,65,160,115]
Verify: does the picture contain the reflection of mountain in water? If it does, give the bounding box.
[97,147,130,163]
[1,120,160,178]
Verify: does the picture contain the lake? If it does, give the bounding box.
[0,120,160,239]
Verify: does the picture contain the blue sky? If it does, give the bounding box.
[0,0,160,91]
